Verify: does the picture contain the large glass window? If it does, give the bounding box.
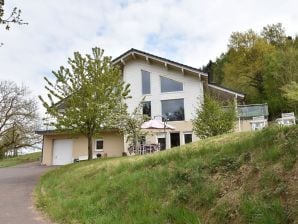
[142,101,151,118]
[160,76,183,92]
[161,99,184,121]
[142,70,151,94]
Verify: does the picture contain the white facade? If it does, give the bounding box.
[121,58,203,149]
[123,59,204,121]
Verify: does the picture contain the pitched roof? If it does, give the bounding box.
[112,48,208,78]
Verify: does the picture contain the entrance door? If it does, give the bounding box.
[170,133,180,148]
[53,139,73,165]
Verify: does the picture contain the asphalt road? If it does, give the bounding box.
[0,162,53,224]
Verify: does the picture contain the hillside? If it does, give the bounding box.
[36,126,298,224]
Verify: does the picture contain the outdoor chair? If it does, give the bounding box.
[276,112,296,126]
[250,116,267,131]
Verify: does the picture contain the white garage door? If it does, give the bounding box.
[53,139,73,165]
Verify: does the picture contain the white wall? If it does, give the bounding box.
[123,59,203,121]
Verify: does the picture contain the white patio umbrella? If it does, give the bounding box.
[141,119,175,129]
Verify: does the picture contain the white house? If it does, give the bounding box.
[37,48,245,165]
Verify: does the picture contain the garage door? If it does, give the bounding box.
[53,139,73,165]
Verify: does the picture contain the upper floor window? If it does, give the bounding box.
[161,99,184,121]
[142,70,151,94]
[160,76,183,93]
[142,101,151,118]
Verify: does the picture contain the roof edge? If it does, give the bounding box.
[112,48,208,77]
[208,83,245,98]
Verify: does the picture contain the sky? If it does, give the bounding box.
[1,0,298,115]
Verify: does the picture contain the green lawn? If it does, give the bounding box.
[0,152,41,168]
[36,126,298,224]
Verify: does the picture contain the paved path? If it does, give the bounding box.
[0,162,53,224]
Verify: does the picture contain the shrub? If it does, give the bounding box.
[193,94,237,139]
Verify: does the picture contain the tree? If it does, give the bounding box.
[282,81,298,104]
[0,81,41,159]
[121,102,149,154]
[261,23,286,46]
[0,0,27,46]
[192,95,236,139]
[223,30,275,102]
[39,47,131,160]
[0,0,26,30]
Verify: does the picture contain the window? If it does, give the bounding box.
[184,133,192,144]
[160,76,183,92]
[161,99,184,121]
[142,70,151,94]
[95,139,103,151]
[142,101,151,117]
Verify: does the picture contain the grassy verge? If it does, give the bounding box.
[0,152,41,168]
[36,126,297,224]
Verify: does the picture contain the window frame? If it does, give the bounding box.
[95,139,104,152]
[161,98,185,121]
[184,132,192,144]
[141,70,151,95]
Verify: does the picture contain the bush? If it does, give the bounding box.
[193,95,237,138]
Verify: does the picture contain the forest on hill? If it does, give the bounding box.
[202,23,298,118]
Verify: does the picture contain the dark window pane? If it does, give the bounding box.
[142,101,151,118]
[170,133,180,147]
[142,70,151,94]
[184,134,192,144]
[161,99,184,121]
[160,76,183,92]
[96,140,103,150]
[158,138,166,150]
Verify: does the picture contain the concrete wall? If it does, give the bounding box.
[42,132,124,165]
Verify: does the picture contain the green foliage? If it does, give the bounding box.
[193,95,236,138]
[0,152,41,168]
[36,126,298,224]
[121,101,149,152]
[282,81,298,103]
[241,197,288,224]
[261,23,286,46]
[39,47,130,159]
[207,23,298,118]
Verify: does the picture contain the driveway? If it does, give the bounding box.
[0,162,53,224]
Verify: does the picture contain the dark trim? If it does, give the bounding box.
[112,48,208,77]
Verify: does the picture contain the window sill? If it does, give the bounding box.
[95,149,104,152]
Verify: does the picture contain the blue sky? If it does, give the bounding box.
[0,0,298,113]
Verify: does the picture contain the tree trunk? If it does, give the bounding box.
[87,135,93,160]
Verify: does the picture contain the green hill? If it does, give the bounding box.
[36,126,298,224]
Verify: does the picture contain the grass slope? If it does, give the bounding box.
[36,127,298,224]
[0,152,41,168]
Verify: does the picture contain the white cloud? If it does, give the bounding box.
[0,0,298,114]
